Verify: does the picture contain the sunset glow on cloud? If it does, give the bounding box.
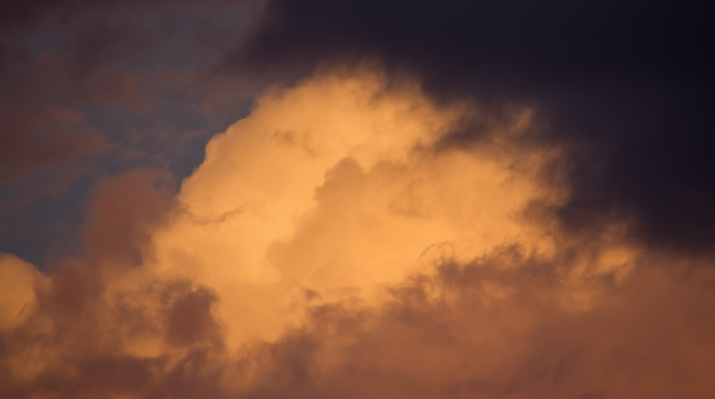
[2,2,715,398]
[147,69,560,347]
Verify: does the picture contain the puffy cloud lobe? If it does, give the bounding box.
[1,71,714,399]
[147,69,557,348]
[0,255,46,330]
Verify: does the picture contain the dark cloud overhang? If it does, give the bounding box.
[229,0,715,256]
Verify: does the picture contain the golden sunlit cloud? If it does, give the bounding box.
[4,68,712,399]
[4,1,715,396]
[144,69,563,349]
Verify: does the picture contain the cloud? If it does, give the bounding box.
[0,104,106,184]
[0,164,219,398]
[145,69,562,349]
[0,254,46,330]
[234,251,715,399]
[229,0,715,257]
[2,69,714,399]
[0,1,259,264]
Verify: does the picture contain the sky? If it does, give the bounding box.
[1,1,715,398]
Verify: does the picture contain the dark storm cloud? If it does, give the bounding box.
[230,0,715,256]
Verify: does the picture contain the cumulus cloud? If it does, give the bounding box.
[2,69,714,399]
[230,0,715,257]
[146,69,561,348]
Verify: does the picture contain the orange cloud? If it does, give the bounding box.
[146,69,561,349]
[81,169,175,264]
[2,68,714,399]
[0,254,46,331]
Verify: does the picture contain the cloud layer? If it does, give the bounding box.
[3,2,715,398]
[3,69,715,398]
